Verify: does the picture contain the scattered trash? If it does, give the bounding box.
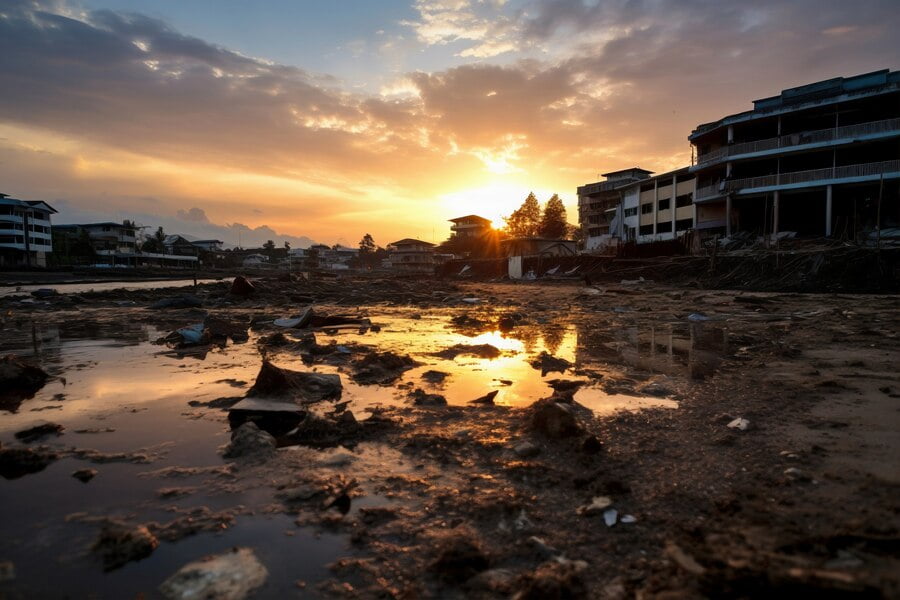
[577,496,612,516]
[727,417,750,431]
[221,422,276,459]
[603,508,618,527]
[273,307,313,329]
[665,542,706,575]
[687,313,712,322]
[461,297,482,304]
[175,323,208,345]
[159,547,267,600]
[469,390,499,405]
[620,514,637,524]
[458,265,471,276]
[545,266,560,276]
[351,350,419,385]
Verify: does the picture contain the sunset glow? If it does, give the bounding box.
[0,1,897,248]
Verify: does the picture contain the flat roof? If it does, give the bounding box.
[601,167,654,177]
[390,238,435,247]
[449,215,491,223]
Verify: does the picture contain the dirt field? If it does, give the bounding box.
[0,276,898,598]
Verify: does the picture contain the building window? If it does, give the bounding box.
[639,225,654,235]
[676,218,693,231]
[658,198,670,211]
[623,207,638,217]
[657,222,672,233]
[641,203,653,215]
[676,193,693,207]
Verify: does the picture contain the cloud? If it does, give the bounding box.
[176,207,210,223]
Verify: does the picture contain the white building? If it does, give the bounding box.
[0,194,57,267]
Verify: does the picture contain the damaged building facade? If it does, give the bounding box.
[0,194,56,267]
[691,69,900,239]
[579,69,900,246]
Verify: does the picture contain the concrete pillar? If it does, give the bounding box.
[726,161,732,177]
[653,179,658,235]
[671,175,677,238]
[727,125,734,143]
[826,185,833,237]
[726,195,732,237]
[773,191,780,235]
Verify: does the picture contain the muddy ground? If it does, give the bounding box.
[0,275,898,598]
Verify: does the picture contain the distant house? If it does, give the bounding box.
[0,194,57,267]
[191,239,224,252]
[387,238,435,273]
[242,253,268,267]
[163,235,200,257]
[449,215,492,239]
[54,221,199,268]
[501,237,577,258]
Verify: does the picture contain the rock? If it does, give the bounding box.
[159,547,267,600]
[664,542,706,575]
[513,441,541,458]
[530,352,571,376]
[469,568,517,593]
[72,468,98,483]
[0,446,58,479]
[431,531,490,581]
[784,467,812,482]
[91,522,159,571]
[14,422,64,443]
[531,400,582,438]
[421,370,449,384]
[149,294,203,309]
[229,276,256,296]
[514,559,588,599]
[469,390,499,405]
[0,355,49,405]
[351,351,419,385]
[638,381,673,397]
[603,508,618,527]
[727,417,750,431]
[434,344,501,360]
[547,379,585,393]
[222,422,276,459]
[410,388,447,407]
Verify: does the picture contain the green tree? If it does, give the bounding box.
[504,192,541,238]
[262,239,276,259]
[359,233,376,254]
[357,233,378,269]
[284,241,291,251]
[539,194,568,238]
[141,226,165,253]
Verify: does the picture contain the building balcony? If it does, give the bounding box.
[693,117,900,170]
[696,159,900,201]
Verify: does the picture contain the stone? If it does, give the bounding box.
[91,522,159,571]
[14,422,64,443]
[72,468,98,483]
[531,400,582,438]
[410,388,447,406]
[530,352,571,376]
[0,446,58,479]
[229,276,256,296]
[513,441,541,458]
[159,547,267,600]
[469,390,499,405]
[222,422,276,459]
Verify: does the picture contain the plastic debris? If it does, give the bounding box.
[603,509,618,527]
[620,515,637,524]
[727,417,750,431]
[273,307,313,329]
[176,323,206,344]
[687,313,712,322]
[577,496,612,516]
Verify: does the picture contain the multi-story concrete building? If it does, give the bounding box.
[387,238,435,273]
[608,167,697,244]
[0,194,56,267]
[577,168,653,251]
[449,215,492,239]
[690,69,900,238]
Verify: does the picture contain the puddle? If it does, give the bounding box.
[0,306,693,595]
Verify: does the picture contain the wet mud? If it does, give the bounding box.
[0,276,897,598]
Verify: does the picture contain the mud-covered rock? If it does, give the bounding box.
[159,547,267,600]
[244,360,342,402]
[469,390,499,405]
[421,370,449,384]
[531,400,582,438]
[229,275,256,296]
[72,468,98,483]
[222,422,276,459]
[530,352,571,376]
[0,355,49,407]
[0,446,58,479]
[91,521,159,571]
[431,531,490,582]
[14,422,64,443]
[434,343,501,360]
[351,351,419,385]
[513,440,541,458]
[514,559,588,599]
[410,388,447,407]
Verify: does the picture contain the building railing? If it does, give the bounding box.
[695,183,723,200]
[725,159,900,193]
[695,117,900,166]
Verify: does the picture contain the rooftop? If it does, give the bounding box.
[390,238,435,247]
[691,69,900,139]
[449,215,492,223]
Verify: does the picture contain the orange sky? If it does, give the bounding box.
[1,0,897,247]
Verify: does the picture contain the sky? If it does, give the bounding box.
[1,0,898,248]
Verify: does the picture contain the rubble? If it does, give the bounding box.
[351,350,419,385]
[0,445,58,479]
[434,343,502,360]
[238,360,342,404]
[159,547,267,600]
[469,390,499,405]
[410,388,447,407]
[229,276,256,296]
[91,521,159,571]
[530,352,571,376]
[14,422,64,443]
[531,398,583,438]
[72,468,98,483]
[221,422,276,459]
[0,355,49,407]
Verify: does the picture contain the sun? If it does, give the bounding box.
[439,182,546,226]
